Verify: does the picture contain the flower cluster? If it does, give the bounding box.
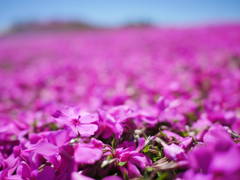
[0,25,240,179]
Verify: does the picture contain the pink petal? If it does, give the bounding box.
[31,140,58,156]
[72,172,94,180]
[36,166,55,180]
[80,113,99,124]
[77,124,98,137]
[163,143,185,161]
[127,163,141,178]
[74,146,102,164]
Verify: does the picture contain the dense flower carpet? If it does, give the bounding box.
[0,25,240,180]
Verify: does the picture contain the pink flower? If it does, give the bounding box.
[54,107,99,137]
[102,175,122,180]
[113,139,151,178]
[163,143,186,161]
[72,172,94,180]
[74,139,103,164]
[184,124,240,179]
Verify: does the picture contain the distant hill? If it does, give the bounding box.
[0,20,154,36]
[9,21,99,33]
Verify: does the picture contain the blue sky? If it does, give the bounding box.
[1,0,240,29]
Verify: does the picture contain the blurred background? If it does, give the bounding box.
[1,0,240,32]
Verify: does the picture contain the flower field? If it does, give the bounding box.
[0,25,240,180]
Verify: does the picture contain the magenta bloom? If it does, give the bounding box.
[54,107,99,137]
[113,139,151,178]
[184,124,240,179]
[74,138,103,164]
[1,25,240,179]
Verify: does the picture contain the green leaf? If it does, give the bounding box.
[156,172,169,180]
[106,154,113,160]
[32,119,38,128]
[118,161,127,166]
[146,167,154,172]
[173,119,179,123]
[111,138,117,149]
[143,145,150,153]
[180,131,189,137]
[49,123,58,130]
[153,156,161,162]
[186,112,197,122]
